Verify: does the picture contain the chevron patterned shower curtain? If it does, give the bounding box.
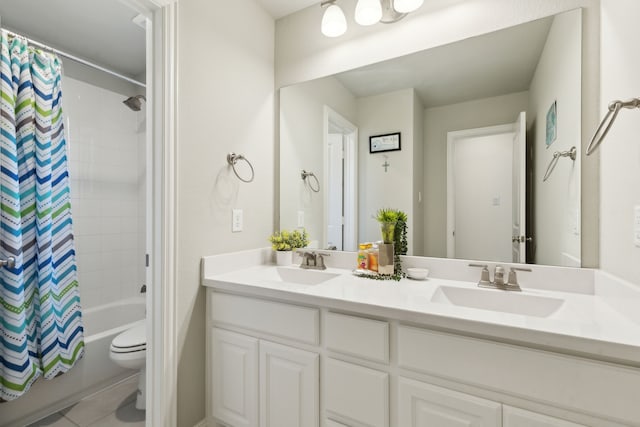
[0,32,84,401]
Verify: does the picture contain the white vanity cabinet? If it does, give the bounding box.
[206,288,635,427]
[207,292,320,427]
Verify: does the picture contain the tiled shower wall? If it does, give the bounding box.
[62,76,146,310]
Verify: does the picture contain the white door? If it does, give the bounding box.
[511,111,527,263]
[398,377,501,427]
[327,134,344,250]
[503,406,587,427]
[259,340,319,427]
[449,128,515,262]
[211,328,259,427]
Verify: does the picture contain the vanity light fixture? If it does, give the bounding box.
[321,0,424,37]
[321,1,348,37]
[393,0,424,13]
[355,0,383,26]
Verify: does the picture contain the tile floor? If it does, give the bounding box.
[27,376,144,427]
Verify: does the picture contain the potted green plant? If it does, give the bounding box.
[376,208,399,243]
[268,228,310,266]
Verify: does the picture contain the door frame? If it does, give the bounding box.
[323,106,358,251]
[123,1,179,426]
[446,123,516,259]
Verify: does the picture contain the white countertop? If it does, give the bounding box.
[203,262,640,366]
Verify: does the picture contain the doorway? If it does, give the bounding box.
[324,107,358,252]
[446,112,526,263]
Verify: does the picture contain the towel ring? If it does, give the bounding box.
[543,146,576,182]
[586,98,640,156]
[301,170,320,192]
[227,153,254,183]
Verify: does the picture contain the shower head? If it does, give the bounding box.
[123,95,146,111]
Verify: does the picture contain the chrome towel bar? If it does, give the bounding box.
[543,146,577,182]
[301,170,320,192]
[227,153,255,183]
[586,98,640,155]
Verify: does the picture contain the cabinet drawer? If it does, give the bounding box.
[325,312,389,363]
[325,358,389,427]
[210,292,319,345]
[397,325,640,425]
[503,406,587,427]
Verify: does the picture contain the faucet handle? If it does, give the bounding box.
[317,252,330,270]
[469,263,491,286]
[507,267,531,289]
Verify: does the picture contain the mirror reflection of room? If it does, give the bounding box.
[280,9,582,267]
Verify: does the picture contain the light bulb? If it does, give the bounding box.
[321,4,347,37]
[393,0,424,13]
[355,0,382,26]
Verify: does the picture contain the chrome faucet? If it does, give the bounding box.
[298,251,330,270]
[469,264,531,291]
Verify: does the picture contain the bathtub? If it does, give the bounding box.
[0,297,145,427]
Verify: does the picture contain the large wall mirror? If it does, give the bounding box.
[279,9,583,267]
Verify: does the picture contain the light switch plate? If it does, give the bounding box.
[635,206,640,247]
[232,209,243,232]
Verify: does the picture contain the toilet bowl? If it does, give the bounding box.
[109,321,146,410]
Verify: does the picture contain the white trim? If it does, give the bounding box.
[446,123,515,259]
[120,0,179,426]
[155,3,179,427]
[192,420,208,427]
[323,106,358,251]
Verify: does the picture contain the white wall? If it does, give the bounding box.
[528,10,582,267]
[357,89,415,251]
[176,1,275,426]
[423,91,530,257]
[280,77,357,245]
[275,0,600,266]
[599,0,640,285]
[63,76,145,310]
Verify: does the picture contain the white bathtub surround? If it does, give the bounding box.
[0,298,145,427]
[63,76,146,310]
[202,248,640,426]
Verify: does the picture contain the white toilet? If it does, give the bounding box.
[109,321,146,410]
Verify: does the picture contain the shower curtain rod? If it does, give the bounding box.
[2,28,146,88]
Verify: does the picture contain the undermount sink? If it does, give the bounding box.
[275,267,340,285]
[430,285,564,318]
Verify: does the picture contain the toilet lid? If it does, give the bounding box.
[111,322,146,352]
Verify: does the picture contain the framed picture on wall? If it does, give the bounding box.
[370,132,401,153]
[546,100,557,147]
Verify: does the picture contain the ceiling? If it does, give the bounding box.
[334,16,553,108]
[0,0,314,82]
[0,0,552,105]
[0,0,146,79]
[256,0,318,19]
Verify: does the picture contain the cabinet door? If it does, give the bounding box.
[260,340,319,427]
[211,328,259,427]
[398,377,501,427]
[503,406,587,427]
[325,358,389,427]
